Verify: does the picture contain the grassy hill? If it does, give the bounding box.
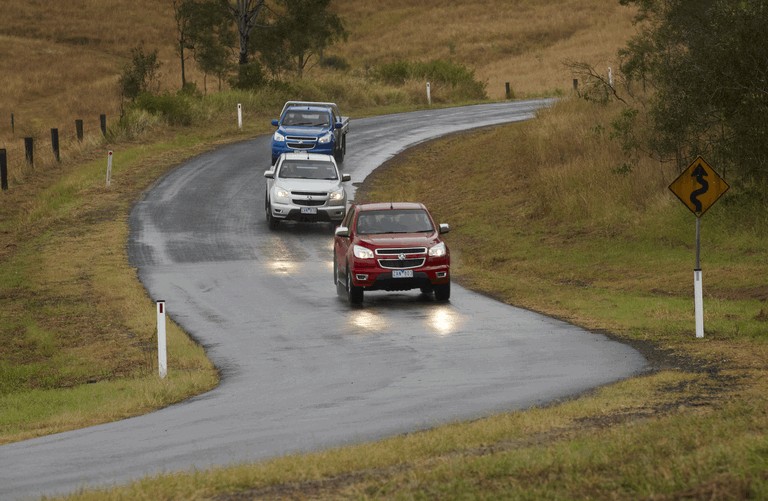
[2,1,767,499]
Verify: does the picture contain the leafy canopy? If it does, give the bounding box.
[619,0,768,185]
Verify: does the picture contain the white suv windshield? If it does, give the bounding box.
[356,210,434,234]
[279,160,338,180]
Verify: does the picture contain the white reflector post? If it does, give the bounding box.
[237,103,243,129]
[694,269,704,338]
[106,150,113,187]
[157,300,168,378]
[426,82,431,106]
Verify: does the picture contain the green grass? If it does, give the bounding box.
[45,97,768,500]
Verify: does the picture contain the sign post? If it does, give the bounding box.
[668,156,729,338]
[156,300,167,378]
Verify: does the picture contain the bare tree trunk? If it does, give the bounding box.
[223,0,267,65]
[180,41,187,87]
[172,0,188,88]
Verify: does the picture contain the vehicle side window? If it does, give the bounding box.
[341,207,355,229]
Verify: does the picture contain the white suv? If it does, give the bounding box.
[264,152,350,230]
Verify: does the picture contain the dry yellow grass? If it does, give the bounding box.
[0,1,178,130]
[333,0,636,98]
[0,0,636,136]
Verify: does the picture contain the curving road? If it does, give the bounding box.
[0,100,649,500]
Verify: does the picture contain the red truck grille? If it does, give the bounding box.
[378,258,425,269]
[375,247,427,269]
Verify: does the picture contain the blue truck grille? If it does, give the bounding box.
[286,136,317,149]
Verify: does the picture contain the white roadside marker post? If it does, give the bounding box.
[426,82,431,106]
[157,300,167,379]
[106,150,113,187]
[694,218,704,338]
[237,103,243,130]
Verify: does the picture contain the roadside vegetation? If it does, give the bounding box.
[1,0,766,499]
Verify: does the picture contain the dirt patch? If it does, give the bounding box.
[709,285,768,302]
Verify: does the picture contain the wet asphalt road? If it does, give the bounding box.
[0,100,649,500]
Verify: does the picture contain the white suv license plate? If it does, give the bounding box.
[392,269,413,278]
[300,207,318,214]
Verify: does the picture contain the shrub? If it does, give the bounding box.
[112,109,162,141]
[320,55,350,71]
[371,59,487,101]
[373,60,411,85]
[133,92,196,126]
[230,62,266,90]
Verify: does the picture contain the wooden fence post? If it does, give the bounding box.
[1,149,8,191]
[24,137,34,166]
[51,128,60,162]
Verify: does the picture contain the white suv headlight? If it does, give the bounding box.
[273,131,285,142]
[273,186,290,203]
[353,245,374,259]
[318,132,333,144]
[428,241,447,257]
[328,188,345,203]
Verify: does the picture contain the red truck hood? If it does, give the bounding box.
[357,232,442,248]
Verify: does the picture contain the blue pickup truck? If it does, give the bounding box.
[270,101,349,165]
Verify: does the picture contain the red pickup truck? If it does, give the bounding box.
[333,202,451,304]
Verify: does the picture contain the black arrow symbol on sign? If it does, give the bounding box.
[690,164,709,213]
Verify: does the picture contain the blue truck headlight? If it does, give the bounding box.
[273,131,286,142]
[318,132,333,144]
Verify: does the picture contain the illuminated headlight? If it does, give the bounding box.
[428,242,447,257]
[273,131,285,142]
[318,132,333,144]
[353,245,374,259]
[328,188,345,204]
[273,186,290,203]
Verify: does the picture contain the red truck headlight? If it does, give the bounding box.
[428,242,447,258]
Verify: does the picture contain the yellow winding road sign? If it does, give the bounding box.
[669,156,729,216]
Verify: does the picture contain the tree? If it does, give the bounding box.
[171,0,194,88]
[263,0,347,78]
[172,0,235,90]
[617,0,768,184]
[219,0,268,65]
[118,45,160,102]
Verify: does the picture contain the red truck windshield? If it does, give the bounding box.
[356,210,434,234]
